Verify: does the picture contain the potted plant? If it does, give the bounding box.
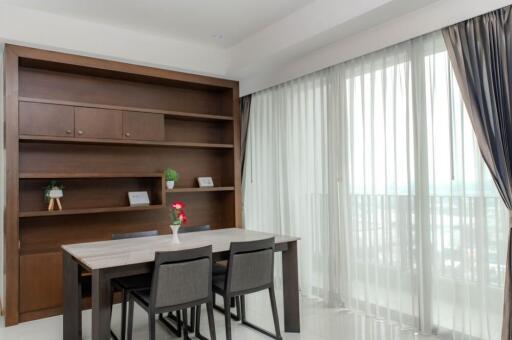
[44,180,64,211]
[169,201,187,243]
[164,168,179,190]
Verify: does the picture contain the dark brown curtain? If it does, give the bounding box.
[442,6,512,339]
[240,94,252,176]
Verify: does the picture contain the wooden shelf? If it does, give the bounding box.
[20,172,163,179]
[19,135,234,149]
[19,204,163,218]
[167,187,235,193]
[19,97,234,122]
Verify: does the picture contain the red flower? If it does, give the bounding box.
[178,211,188,224]
[171,201,185,210]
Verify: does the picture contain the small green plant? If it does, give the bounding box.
[164,168,179,182]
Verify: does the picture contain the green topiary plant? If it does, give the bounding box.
[164,168,179,182]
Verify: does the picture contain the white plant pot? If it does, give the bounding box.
[170,224,181,244]
[166,181,175,190]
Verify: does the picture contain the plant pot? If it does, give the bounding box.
[170,224,181,244]
[166,181,175,190]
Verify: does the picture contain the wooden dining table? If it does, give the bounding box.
[62,228,301,340]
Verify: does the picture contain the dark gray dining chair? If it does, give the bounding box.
[127,246,216,340]
[162,224,212,336]
[110,230,159,340]
[212,238,281,340]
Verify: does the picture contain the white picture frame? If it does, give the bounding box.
[128,191,150,206]
[197,177,214,188]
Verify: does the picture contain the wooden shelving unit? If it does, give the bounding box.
[19,172,163,179]
[19,205,163,218]
[167,186,235,193]
[5,44,241,325]
[19,135,234,149]
[19,97,234,122]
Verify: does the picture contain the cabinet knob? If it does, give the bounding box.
[77,130,84,135]
[65,129,72,134]
[125,132,131,137]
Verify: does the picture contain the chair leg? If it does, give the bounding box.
[240,295,246,322]
[235,297,241,321]
[148,313,156,340]
[224,296,232,340]
[207,302,216,340]
[182,309,189,339]
[190,306,196,331]
[127,296,134,340]
[195,305,201,336]
[269,287,282,340]
[120,290,128,340]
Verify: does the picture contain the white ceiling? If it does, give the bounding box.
[0,0,313,47]
[1,0,510,95]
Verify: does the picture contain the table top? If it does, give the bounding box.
[62,228,299,270]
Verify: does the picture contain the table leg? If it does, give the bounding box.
[91,269,112,340]
[282,241,300,332]
[63,251,82,340]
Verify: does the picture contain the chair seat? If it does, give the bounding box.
[212,274,226,293]
[213,262,227,276]
[131,289,151,307]
[113,274,152,291]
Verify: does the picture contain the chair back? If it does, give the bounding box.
[179,224,211,233]
[226,238,275,295]
[150,246,212,311]
[112,230,158,240]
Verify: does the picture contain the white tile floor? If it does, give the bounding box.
[0,290,442,340]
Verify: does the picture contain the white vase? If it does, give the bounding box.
[170,224,181,244]
[166,181,175,190]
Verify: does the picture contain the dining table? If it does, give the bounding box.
[62,228,301,340]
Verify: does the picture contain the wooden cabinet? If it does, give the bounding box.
[19,102,74,137]
[123,111,164,141]
[7,44,240,326]
[75,107,123,139]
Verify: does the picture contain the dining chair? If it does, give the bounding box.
[162,224,212,337]
[110,230,159,340]
[127,246,216,340]
[212,238,281,340]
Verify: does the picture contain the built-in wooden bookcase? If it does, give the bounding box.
[3,45,241,325]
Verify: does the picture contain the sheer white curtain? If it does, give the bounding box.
[243,32,508,339]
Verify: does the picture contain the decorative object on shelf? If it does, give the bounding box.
[128,191,150,207]
[169,201,187,244]
[164,168,179,190]
[197,176,214,188]
[44,180,64,211]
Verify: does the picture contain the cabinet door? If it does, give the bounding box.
[19,102,74,137]
[75,107,123,139]
[123,111,164,141]
[20,252,63,314]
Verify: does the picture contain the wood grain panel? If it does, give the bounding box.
[19,102,74,137]
[75,107,123,139]
[123,111,164,141]
[4,44,20,326]
[164,117,233,144]
[19,142,234,187]
[19,67,230,116]
[19,177,163,212]
[20,252,63,313]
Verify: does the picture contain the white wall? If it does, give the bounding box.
[238,0,512,95]
[0,3,231,78]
